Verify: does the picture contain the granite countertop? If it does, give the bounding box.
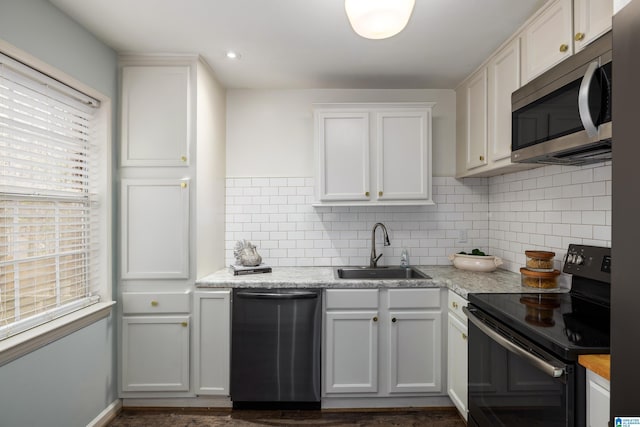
[196,265,568,299]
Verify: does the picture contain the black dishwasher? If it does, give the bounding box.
[231,288,321,409]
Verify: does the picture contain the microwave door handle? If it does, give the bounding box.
[578,61,600,139]
[463,306,566,378]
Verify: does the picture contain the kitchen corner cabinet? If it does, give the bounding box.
[446,291,468,421]
[324,288,443,397]
[121,291,191,392]
[121,65,191,167]
[120,178,190,279]
[463,68,488,171]
[456,38,533,178]
[314,103,434,206]
[193,290,231,396]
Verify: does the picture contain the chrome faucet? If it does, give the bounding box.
[370,222,391,268]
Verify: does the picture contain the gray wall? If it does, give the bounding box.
[0,1,118,426]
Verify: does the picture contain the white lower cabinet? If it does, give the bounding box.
[586,369,610,427]
[324,288,443,398]
[447,290,468,421]
[388,310,442,393]
[120,291,191,393]
[193,290,231,395]
[325,309,379,393]
[121,315,190,392]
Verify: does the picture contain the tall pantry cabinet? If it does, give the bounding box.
[117,55,227,399]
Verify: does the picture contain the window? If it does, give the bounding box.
[0,52,105,340]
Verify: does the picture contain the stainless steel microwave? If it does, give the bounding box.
[512,31,612,165]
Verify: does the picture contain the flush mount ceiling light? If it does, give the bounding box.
[345,0,415,40]
[225,51,241,59]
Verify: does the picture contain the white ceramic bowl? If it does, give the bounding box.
[448,253,503,272]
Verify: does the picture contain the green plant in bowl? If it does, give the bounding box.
[458,248,489,256]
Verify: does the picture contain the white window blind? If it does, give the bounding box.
[0,52,101,340]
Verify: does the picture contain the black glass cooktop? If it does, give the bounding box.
[468,292,610,361]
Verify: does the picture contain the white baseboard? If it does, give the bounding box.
[87,399,122,427]
[321,395,453,409]
[122,396,232,408]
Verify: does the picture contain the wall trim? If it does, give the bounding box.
[0,302,115,367]
[87,399,122,427]
[123,396,232,408]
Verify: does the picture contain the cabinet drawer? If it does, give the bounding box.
[325,289,379,309]
[448,291,468,321]
[387,288,440,309]
[122,291,191,314]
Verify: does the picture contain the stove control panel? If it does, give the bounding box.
[563,244,611,283]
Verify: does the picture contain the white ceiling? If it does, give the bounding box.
[48,0,546,89]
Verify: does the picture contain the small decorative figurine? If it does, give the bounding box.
[233,240,262,266]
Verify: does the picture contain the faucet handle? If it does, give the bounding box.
[371,253,383,267]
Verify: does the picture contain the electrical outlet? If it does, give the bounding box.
[457,229,468,243]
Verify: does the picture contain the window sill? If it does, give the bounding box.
[0,301,116,367]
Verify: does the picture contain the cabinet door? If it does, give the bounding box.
[121,315,190,391]
[574,0,612,52]
[521,0,573,83]
[388,311,442,394]
[194,290,230,395]
[324,310,378,393]
[586,370,610,427]
[447,312,468,421]
[376,110,431,201]
[488,38,520,163]
[315,111,370,201]
[466,69,488,170]
[121,179,190,279]
[121,65,191,167]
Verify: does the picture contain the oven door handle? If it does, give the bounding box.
[463,306,566,378]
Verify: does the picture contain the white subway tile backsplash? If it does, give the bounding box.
[226,164,610,272]
[226,176,490,267]
[488,163,611,275]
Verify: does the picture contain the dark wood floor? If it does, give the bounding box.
[108,407,466,426]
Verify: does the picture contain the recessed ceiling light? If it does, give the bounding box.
[226,51,241,60]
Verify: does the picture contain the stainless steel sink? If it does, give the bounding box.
[334,266,431,280]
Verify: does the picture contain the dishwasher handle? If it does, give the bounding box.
[463,306,566,378]
[235,290,319,300]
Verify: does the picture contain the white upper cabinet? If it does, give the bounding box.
[464,69,488,170]
[121,178,190,279]
[121,65,192,167]
[314,103,434,206]
[574,0,613,51]
[315,111,370,202]
[521,0,573,84]
[376,110,431,201]
[456,38,532,177]
[456,0,611,178]
[488,38,521,163]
